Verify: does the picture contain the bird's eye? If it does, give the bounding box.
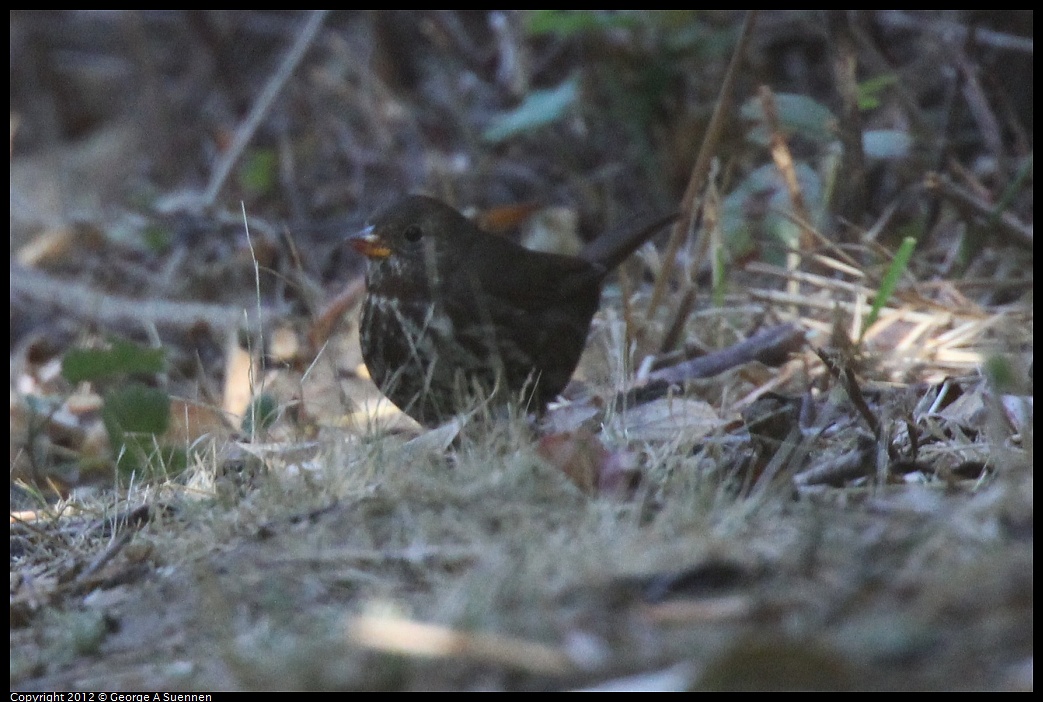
[403,225,423,243]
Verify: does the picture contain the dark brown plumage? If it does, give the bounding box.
[350,195,675,425]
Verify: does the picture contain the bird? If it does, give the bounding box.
[349,194,676,426]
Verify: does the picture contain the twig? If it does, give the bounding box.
[923,172,1033,249]
[646,10,759,318]
[10,265,279,333]
[658,287,697,354]
[617,323,805,408]
[952,47,1004,159]
[757,85,816,318]
[793,435,876,487]
[201,10,330,208]
[827,11,868,230]
[349,614,572,675]
[815,348,881,440]
[876,10,1033,54]
[758,86,815,251]
[649,323,806,385]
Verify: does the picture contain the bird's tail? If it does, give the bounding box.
[578,211,680,272]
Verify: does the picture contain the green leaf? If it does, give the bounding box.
[62,339,166,384]
[863,129,912,160]
[140,223,173,254]
[720,162,823,264]
[483,79,579,143]
[101,383,172,477]
[241,393,280,437]
[982,355,1021,394]
[742,93,836,145]
[237,148,278,197]
[102,383,171,437]
[525,10,639,37]
[857,73,898,110]
[860,237,916,342]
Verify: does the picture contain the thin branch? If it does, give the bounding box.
[201,10,330,208]
[924,172,1034,249]
[646,10,759,318]
[10,265,279,333]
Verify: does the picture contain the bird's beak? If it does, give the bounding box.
[349,225,392,260]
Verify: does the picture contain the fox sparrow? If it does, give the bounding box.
[350,195,676,425]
